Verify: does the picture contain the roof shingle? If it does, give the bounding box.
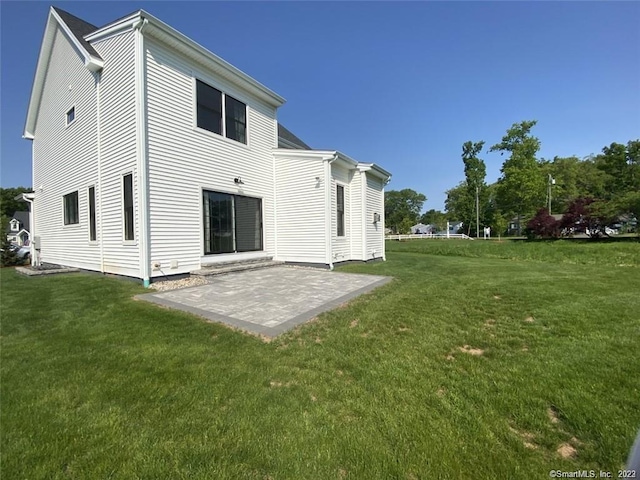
[52,7,101,60]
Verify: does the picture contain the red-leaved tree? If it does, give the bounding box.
[526,208,561,238]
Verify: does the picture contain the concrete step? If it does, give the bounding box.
[191,259,284,277]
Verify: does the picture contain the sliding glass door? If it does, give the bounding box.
[203,191,262,255]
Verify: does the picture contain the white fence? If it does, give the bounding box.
[386,233,474,241]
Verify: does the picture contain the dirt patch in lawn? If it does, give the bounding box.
[458,345,485,356]
[524,316,535,323]
[509,426,538,450]
[349,319,359,328]
[483,319,496,328]
[557,442,577,459]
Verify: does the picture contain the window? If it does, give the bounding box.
[203,191,262,255]
[10,220,19,232]
[123,174,134,241]
[88,186,96,241]
[66,107,75,126]
[336,185,345,237]
[196,80,222,135]
[196,79,247,144]
[225,95,246,143]
[63,191,79,225]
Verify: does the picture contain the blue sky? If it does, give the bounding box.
[1,1,639,211]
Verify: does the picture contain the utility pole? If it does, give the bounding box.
[548,174,555,214]
[476,184,480,238]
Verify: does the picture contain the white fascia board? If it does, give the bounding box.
[16,192,35,201]
[357,162,392,181]
[24,8,103,139]
[84,12,141,41]
[273,149,337,161]
[132,10,286,108]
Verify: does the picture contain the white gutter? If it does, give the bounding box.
[134,18,152,287]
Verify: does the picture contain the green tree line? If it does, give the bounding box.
[385,120,639,236]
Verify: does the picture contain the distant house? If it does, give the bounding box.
[23,7,391,284]
[447,221,463,234]
[6,211,30,246]
[410,223,436,234]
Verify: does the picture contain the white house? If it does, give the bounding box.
[23,7,391,286]
[5,211,31,246]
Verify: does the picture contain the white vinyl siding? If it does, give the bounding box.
[331,164,350,262]
[349,170,364,260]
[92,30,140,277]
[145,38,277,276]
[31,24,100,271]
[274,156,326,264]
[365,174,385,260]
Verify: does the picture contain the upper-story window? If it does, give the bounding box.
[66,107,75,126]
[196,79,247,144]
[10,219,19,232]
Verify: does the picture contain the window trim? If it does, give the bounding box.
[10,220,19,232]
[63,190,79,226]
[336,184,345,237]
[122,173,135,243]
[193,77,249,147]
[66,106,76,127]
[88,185,97,242]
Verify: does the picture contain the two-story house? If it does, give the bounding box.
[24,7,391,286]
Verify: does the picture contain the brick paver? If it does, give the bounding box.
[137,266,391,337]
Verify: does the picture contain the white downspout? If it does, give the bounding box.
[96,70,105,273]
[324,154,338,270]
[22,195,36,267]
[272,121,279,261]
[361,170,367,261]
[134,17,151,287]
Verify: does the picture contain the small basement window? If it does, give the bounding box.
[66,107,75,126]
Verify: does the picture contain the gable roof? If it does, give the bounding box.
[52,7,101,59]
[24,6,104,139]
[278,124,311,150]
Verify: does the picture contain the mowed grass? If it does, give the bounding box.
[1,239,639,479]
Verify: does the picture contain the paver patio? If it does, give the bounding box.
[137,266,391,337]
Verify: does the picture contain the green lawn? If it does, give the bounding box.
[2,239,639,479]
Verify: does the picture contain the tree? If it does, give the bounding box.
[444,182,472,226]
[0,187,31,218]
[384,189,427,234]
[560,197,617,238]
[526,208,561,239]
[420,209,447,231]
[490,120,545,234]
[462,140,486,237]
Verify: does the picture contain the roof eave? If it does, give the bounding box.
[136,10,286,108]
